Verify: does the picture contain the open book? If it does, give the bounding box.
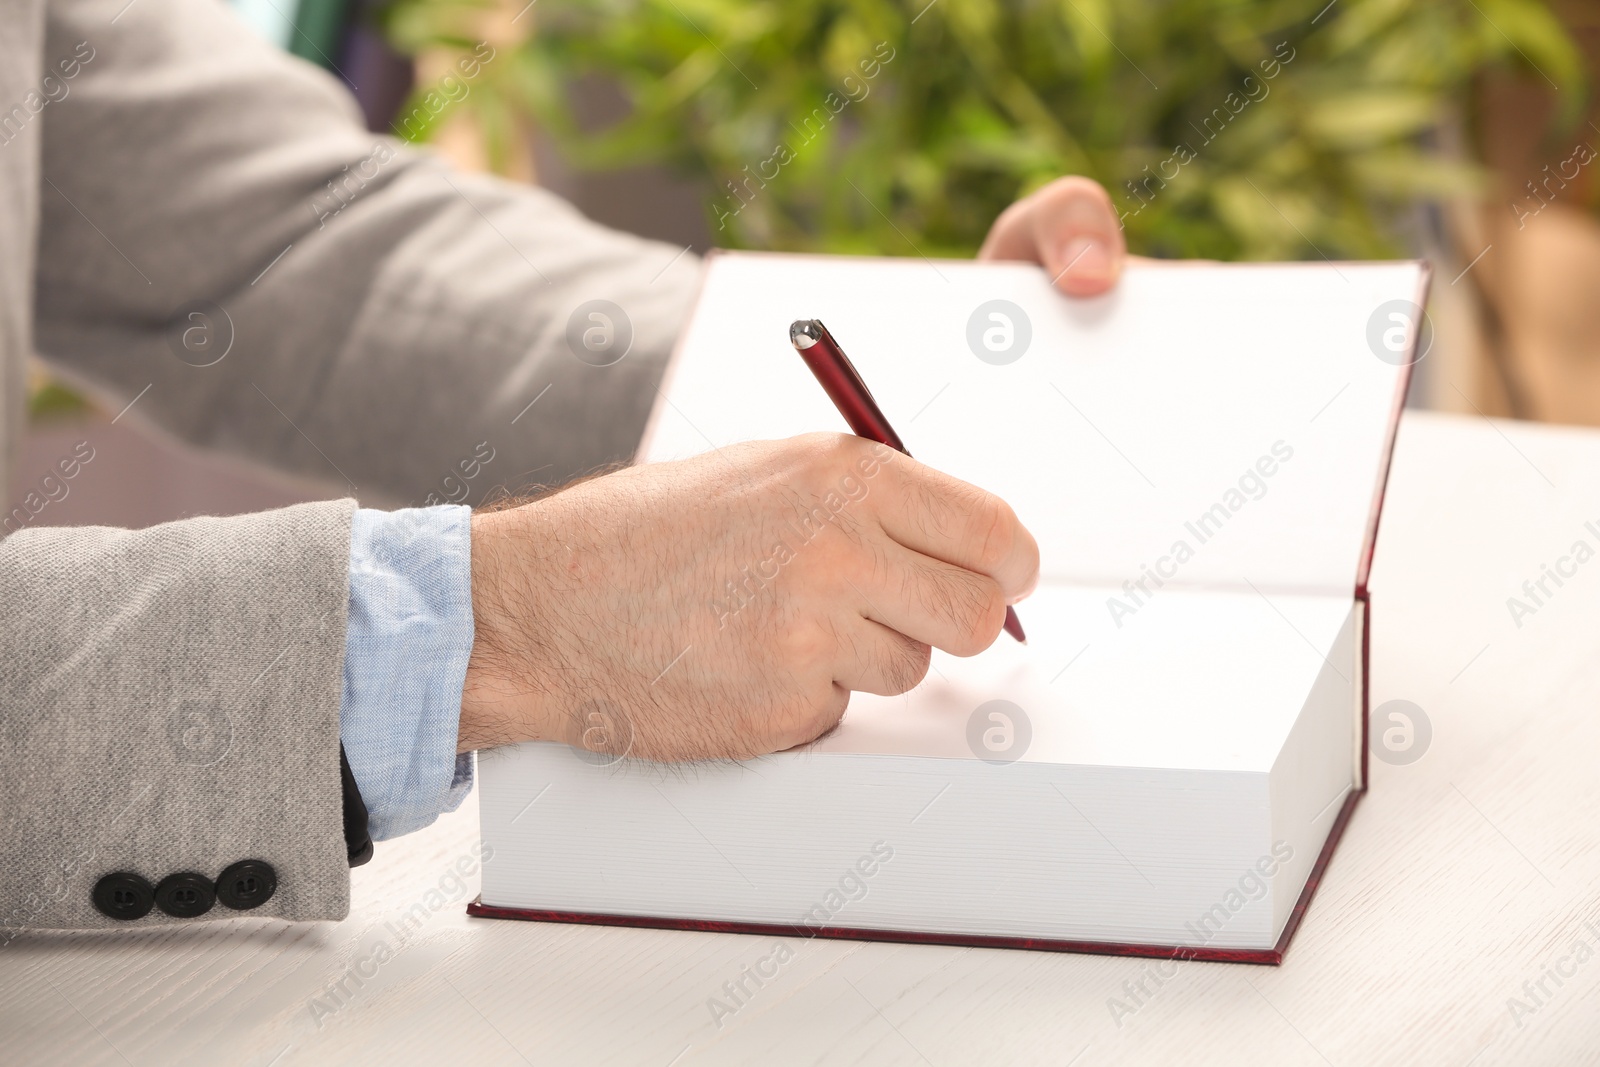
[471,251,1429,963]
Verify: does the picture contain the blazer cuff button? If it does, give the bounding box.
[154,872,217,918]
[91,872,155,921]
[215,860,277,910]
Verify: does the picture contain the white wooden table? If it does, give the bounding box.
[5,410,1599,1066]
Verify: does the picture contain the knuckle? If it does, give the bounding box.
[942,573,1007,656]
[909,479,960,542]
[844,537,892,593]
[880,637,932,695]
[771,688,848,750]
[758,698,810,752]
[777,449,873,556]
[902,561,1005,656]
[777,618,837,673]
[803,524,867,588]
[966,494,1017,575]
[793,431,861,474]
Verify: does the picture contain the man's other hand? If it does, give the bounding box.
[979,175,1126,297]
[460,434,1039,761]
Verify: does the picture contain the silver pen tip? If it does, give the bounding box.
[789,319,821,350]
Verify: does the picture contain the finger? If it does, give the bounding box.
[979,176,1126,297]
[849,540,1008,658]
[830,615,935,696]
[869,453,1040,604]
[1030,176,1126,296]
[766,682,851,753]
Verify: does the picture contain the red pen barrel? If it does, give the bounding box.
[1001,606,1026,644]
[789,320,909,455]
[788,318,1026,645]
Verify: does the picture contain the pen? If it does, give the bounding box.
[788,318,1027,644]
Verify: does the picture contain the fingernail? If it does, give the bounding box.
[1060,236,1111,281]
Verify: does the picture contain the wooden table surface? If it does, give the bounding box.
[5,410,1599,1066]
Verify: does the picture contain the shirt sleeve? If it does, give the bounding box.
[341,506,477,841]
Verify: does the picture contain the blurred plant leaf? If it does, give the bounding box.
[27,377,90,422]
[381,0,1588,262]
[1304,91,1442,146]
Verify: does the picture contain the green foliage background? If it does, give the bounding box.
[384,0,1585,262]
[25,0,1589,419]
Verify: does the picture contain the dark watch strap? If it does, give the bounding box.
[339,745,374,867]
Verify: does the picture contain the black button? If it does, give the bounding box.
[154,872,216,918]
[215,860,277,911]
[92,872,154,921]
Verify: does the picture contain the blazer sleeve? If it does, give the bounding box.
[7,0,701,930]
[0,500,357,930]
[33,0,702,508]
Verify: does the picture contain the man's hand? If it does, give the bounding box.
[979,175,1126,297]
[460,434,1039,762]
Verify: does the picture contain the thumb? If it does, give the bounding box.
[1030,176,1126,297]
[979,176,1127,297]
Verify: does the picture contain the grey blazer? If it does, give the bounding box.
[0,0,699,931]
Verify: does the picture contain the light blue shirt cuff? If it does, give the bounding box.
[341,505,477,841]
